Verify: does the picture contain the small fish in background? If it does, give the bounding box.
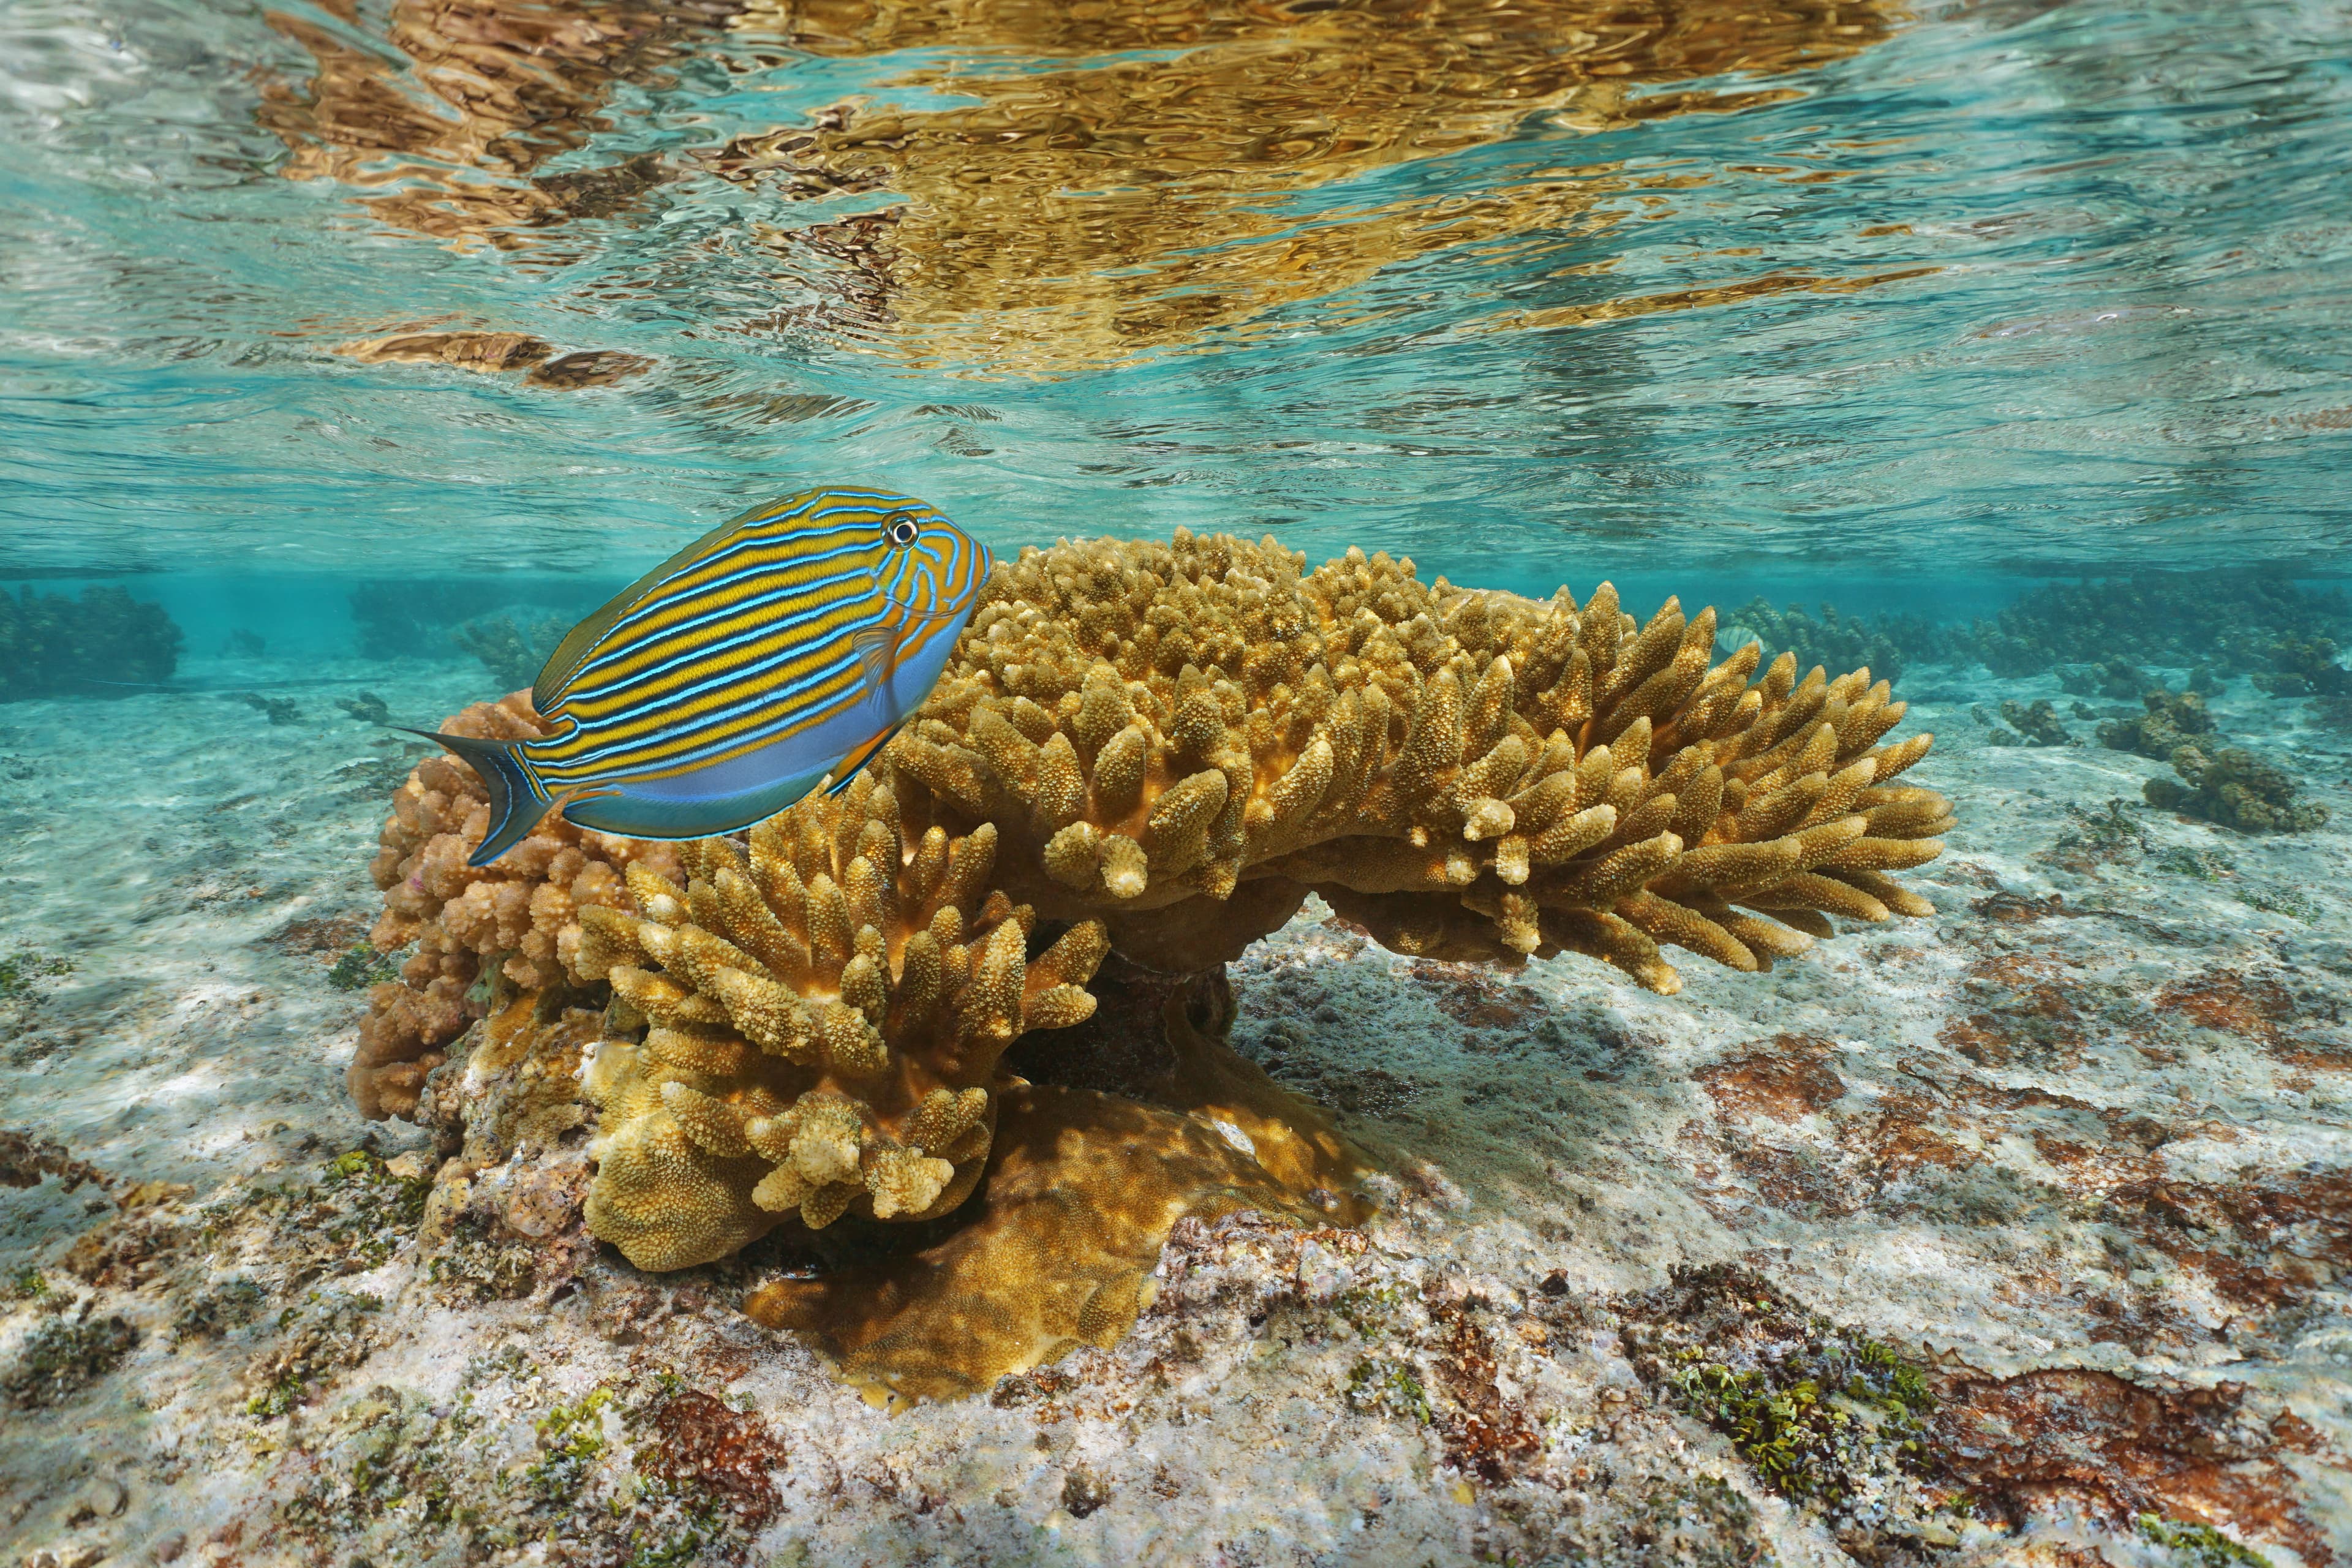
[406,487,993,867]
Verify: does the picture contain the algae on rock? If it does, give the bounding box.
[2145,745,2328,834]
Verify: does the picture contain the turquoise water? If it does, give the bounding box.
[4,0,2346,644]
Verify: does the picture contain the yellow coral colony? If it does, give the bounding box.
[889,531,1951,992]
[571,774,1110,1270]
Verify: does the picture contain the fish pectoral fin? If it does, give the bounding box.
[851,625,901,714]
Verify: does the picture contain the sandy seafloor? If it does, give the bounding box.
[3,651,2351,1568]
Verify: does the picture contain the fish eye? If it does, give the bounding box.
[887,514,920,546]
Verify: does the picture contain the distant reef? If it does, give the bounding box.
[1723,571,2351,693]
[0,584,183,700]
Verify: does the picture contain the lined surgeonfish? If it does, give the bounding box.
[409,487,993,868]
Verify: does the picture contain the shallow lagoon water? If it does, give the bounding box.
[4,0,2352,1562]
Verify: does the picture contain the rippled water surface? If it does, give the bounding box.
[3,0,2348,595]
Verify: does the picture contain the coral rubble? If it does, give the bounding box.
[1987,699,2073,747]
[575,777,1110,1269]
[891,532,1949,992]
[0,584,183,700]
[2145,745,2328,834]
[353,692,680,1119]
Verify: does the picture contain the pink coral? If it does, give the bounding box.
[353,692,679,1120]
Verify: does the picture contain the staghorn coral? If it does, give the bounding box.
[888,532,1949,992]
[353,692,681,1120]
[0,583,183,700]
[573,775,1111,1270]
[2145,746,2328,835]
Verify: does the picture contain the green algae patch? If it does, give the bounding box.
[526,1385,617,1498]
[1344,1355,1433,1425]
[1622,1264,1956,1551]
[328,942,404,992]
[3,1313,140,1407]
[2139,1514,2274,1568]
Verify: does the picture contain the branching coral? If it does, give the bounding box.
[888,532,1949,990]
[350,532,1961,1405]
[2145,746,2328,834]
[1969,574,2350,682]
[0,584,183,700]
[573,775,1110,1270]
[353,692,680,1119]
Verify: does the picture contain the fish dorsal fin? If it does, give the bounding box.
[533,507,771,713]
[851,624,900,716]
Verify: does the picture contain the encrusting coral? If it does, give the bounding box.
[353,693,681,1119]
[889,532,1950,990]
[572,775,1110,1270]
[747,974,1372,1405]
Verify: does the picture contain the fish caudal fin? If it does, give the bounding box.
[396,727,551,868]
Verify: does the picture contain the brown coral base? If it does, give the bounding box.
[744,1081,1332,1406]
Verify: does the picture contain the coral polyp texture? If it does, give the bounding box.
[889,532,1951,991]
[353,692,681,1118]
[573,775,1110,1270]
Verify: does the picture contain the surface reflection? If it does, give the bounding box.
[259,0,1901,373]
[257,0,733,242]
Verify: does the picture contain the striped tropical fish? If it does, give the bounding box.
[410,487,992,867]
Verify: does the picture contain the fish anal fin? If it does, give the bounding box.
[826,721,906,795]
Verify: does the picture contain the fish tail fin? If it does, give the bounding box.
[395,727,551,867]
